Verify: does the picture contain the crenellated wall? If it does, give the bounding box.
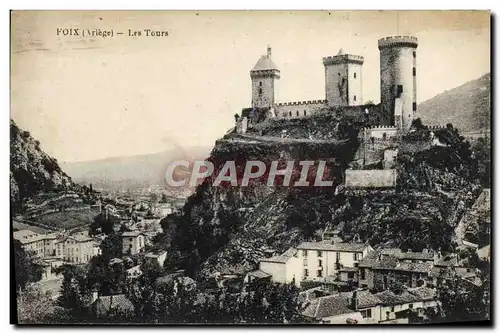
[274,100,327,119]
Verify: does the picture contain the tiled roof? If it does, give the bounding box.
[93,294,134,313]
[339,290,382,309]
[251,55,279,71]
[297,242,367,252]
[380,248,434,261]
[396,262,433,273]
[374,290,415,305]
[247,270,271,279]
[302,294,354,319]
[406,287,436,301]
[261,247,297,263]
[358,250,381,268]
[434,255,459,267]
[339,267,358,272]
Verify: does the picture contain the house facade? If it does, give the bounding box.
[296,241,373,283]
[122,231,146,255]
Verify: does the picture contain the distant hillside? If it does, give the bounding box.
[418,73,490,133]
[61,146,211,191]
[10,119,75,212]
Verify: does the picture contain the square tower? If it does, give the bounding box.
[323,49,364,108]
[250,46,280,109]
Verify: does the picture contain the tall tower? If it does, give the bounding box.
[323,49,364,108]
[250,46,280,109]
[378,36,418,130]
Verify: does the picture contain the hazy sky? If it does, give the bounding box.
[11,10,490,162]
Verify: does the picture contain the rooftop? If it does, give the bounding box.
[297,241,367,253]
[261,247,297,263]
[302,294,355,319]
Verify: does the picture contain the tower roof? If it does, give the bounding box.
[251,46,279,72]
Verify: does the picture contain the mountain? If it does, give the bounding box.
[10,119,75,212]
[418,73,490,133]
[61,146,211,191]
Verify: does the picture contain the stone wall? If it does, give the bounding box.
[345,169,397,188]
[274,100,327,119]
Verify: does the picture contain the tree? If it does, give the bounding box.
[437,274,490,323]
[16,285,56,324]
[14,239,43,292]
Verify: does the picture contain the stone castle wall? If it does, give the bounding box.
[345,169,397,188]
[274,100,327,119]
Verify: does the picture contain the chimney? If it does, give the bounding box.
[351,291,359,311]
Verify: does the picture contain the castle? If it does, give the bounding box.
[238,36,420,139]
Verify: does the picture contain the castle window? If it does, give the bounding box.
[338,73,340,76]
[258,88,262,96]
[304,110,307,116]
[296,110,299,117]
[354,72,357,79]
[413,67,416,76]
[289,111,292,117]
[413,102,417,111]
[413,51,416,58]
[383,132,387,140]
[259,81,262,87]
[354,95,357,102]
[396,85,403,97]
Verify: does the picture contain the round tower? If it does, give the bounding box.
[378,36,418,130]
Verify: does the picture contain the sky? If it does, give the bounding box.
[11,10,490,163]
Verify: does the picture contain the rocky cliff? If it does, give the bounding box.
[163,112,482,281]
[10,119,75,213]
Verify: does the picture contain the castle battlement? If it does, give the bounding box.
[365,125,398,130]
[378,35,418,49]
[275,99,327,107]
[322,54,364,66]
[427,125,447,130]
[250,69,281,79]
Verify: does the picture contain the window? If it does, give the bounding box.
[318,259,323,267]
[259,81,262,87]
[317,251,323,257]
[353,253,358,261]
[129,238,133,242]
[289,111,292,117]
[409,304,414,309]
[413,67,416,76]
[361,309,372,318]
[354,95,357,102]
[317,270,323,277]
[303,258,308,266]
[396,85,403,97]
[304,269,309,277]
[296,110,299,117]
[336,253,340,262]
[348,272,354,279]
[413,51,416,58]
[283,112,287,117]
[391,307,395,312]
[338,73,340,76]
[354,72,357,79]
[413,102,417,111]
[360,268,366,280]
[302,250,308,258]
[258,88,262,96]
[304,110,307,116]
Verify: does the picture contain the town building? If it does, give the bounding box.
[121,231,146,255]
[145,250,168,268]
[301,287,438,324]
[296,241,373,283]
[55,234,94,263]
[257,247,300,286]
